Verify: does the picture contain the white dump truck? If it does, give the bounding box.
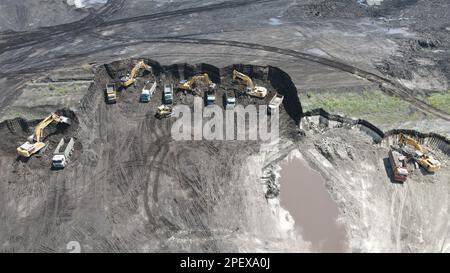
[268,94,284,115]
[163,84,173,104]
[205,92,216,107]
[224,90,236,109]
[140,81,157,103]
[52,137,75,169]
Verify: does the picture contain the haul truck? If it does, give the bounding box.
[140,81,157,103]
[388,150,409,183]
[105,83,117,104]
[224,90,236,109]
[268,94,284,115]
[52,137,75,169]
[163,84,173,104]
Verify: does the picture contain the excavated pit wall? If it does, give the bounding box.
[302,108,450,157]
[267,66,303,125]
[4,57,449,177]
[1,58,450,252]
[383,129,450,156]
[104,59,304,129]
[0,109,79,156]
[6,58,449,192]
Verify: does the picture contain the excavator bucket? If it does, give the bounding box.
[59,116,70,124]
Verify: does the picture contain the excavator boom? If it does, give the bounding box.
[399,134,423,153]
[233,70,254,89]
[121,60,151,87]
[232,70,267,98]
[17,113,70,158]
[179,73,212,91]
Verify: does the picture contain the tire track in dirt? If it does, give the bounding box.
[3,31,448,121]
[98,0,273,27]
[135,37,450,121]
[0,0,124,53]
[0,0,270,54]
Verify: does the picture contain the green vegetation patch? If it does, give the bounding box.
[81,63,93,72]
[426,90,450,114]
[300,89,426,125]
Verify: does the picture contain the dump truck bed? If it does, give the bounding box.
[268,94,284,114]
[54,137,75,158]
[389,150,408,182]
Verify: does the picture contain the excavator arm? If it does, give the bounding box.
[232,70,254,90]
[121,60,151,87]
[17,113,70,157]
[399,134,423,153]
[398,133,440,172]
[34,113,67,142]
[232,70,267,98]
[179,73,212,91]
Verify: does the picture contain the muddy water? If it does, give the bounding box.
[279,153,347,252]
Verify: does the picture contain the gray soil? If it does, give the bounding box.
[0,0,449,253]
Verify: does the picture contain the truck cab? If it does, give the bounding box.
[51,138,74,169]
[52,154,67,169]
[206,93,216,107]
[163,84,173,104]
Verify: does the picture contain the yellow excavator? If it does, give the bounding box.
[120,60,151,88]
[232,70,267,98]
[179,73,215,92]
[17,113,70,158]
[398,134,441,173]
